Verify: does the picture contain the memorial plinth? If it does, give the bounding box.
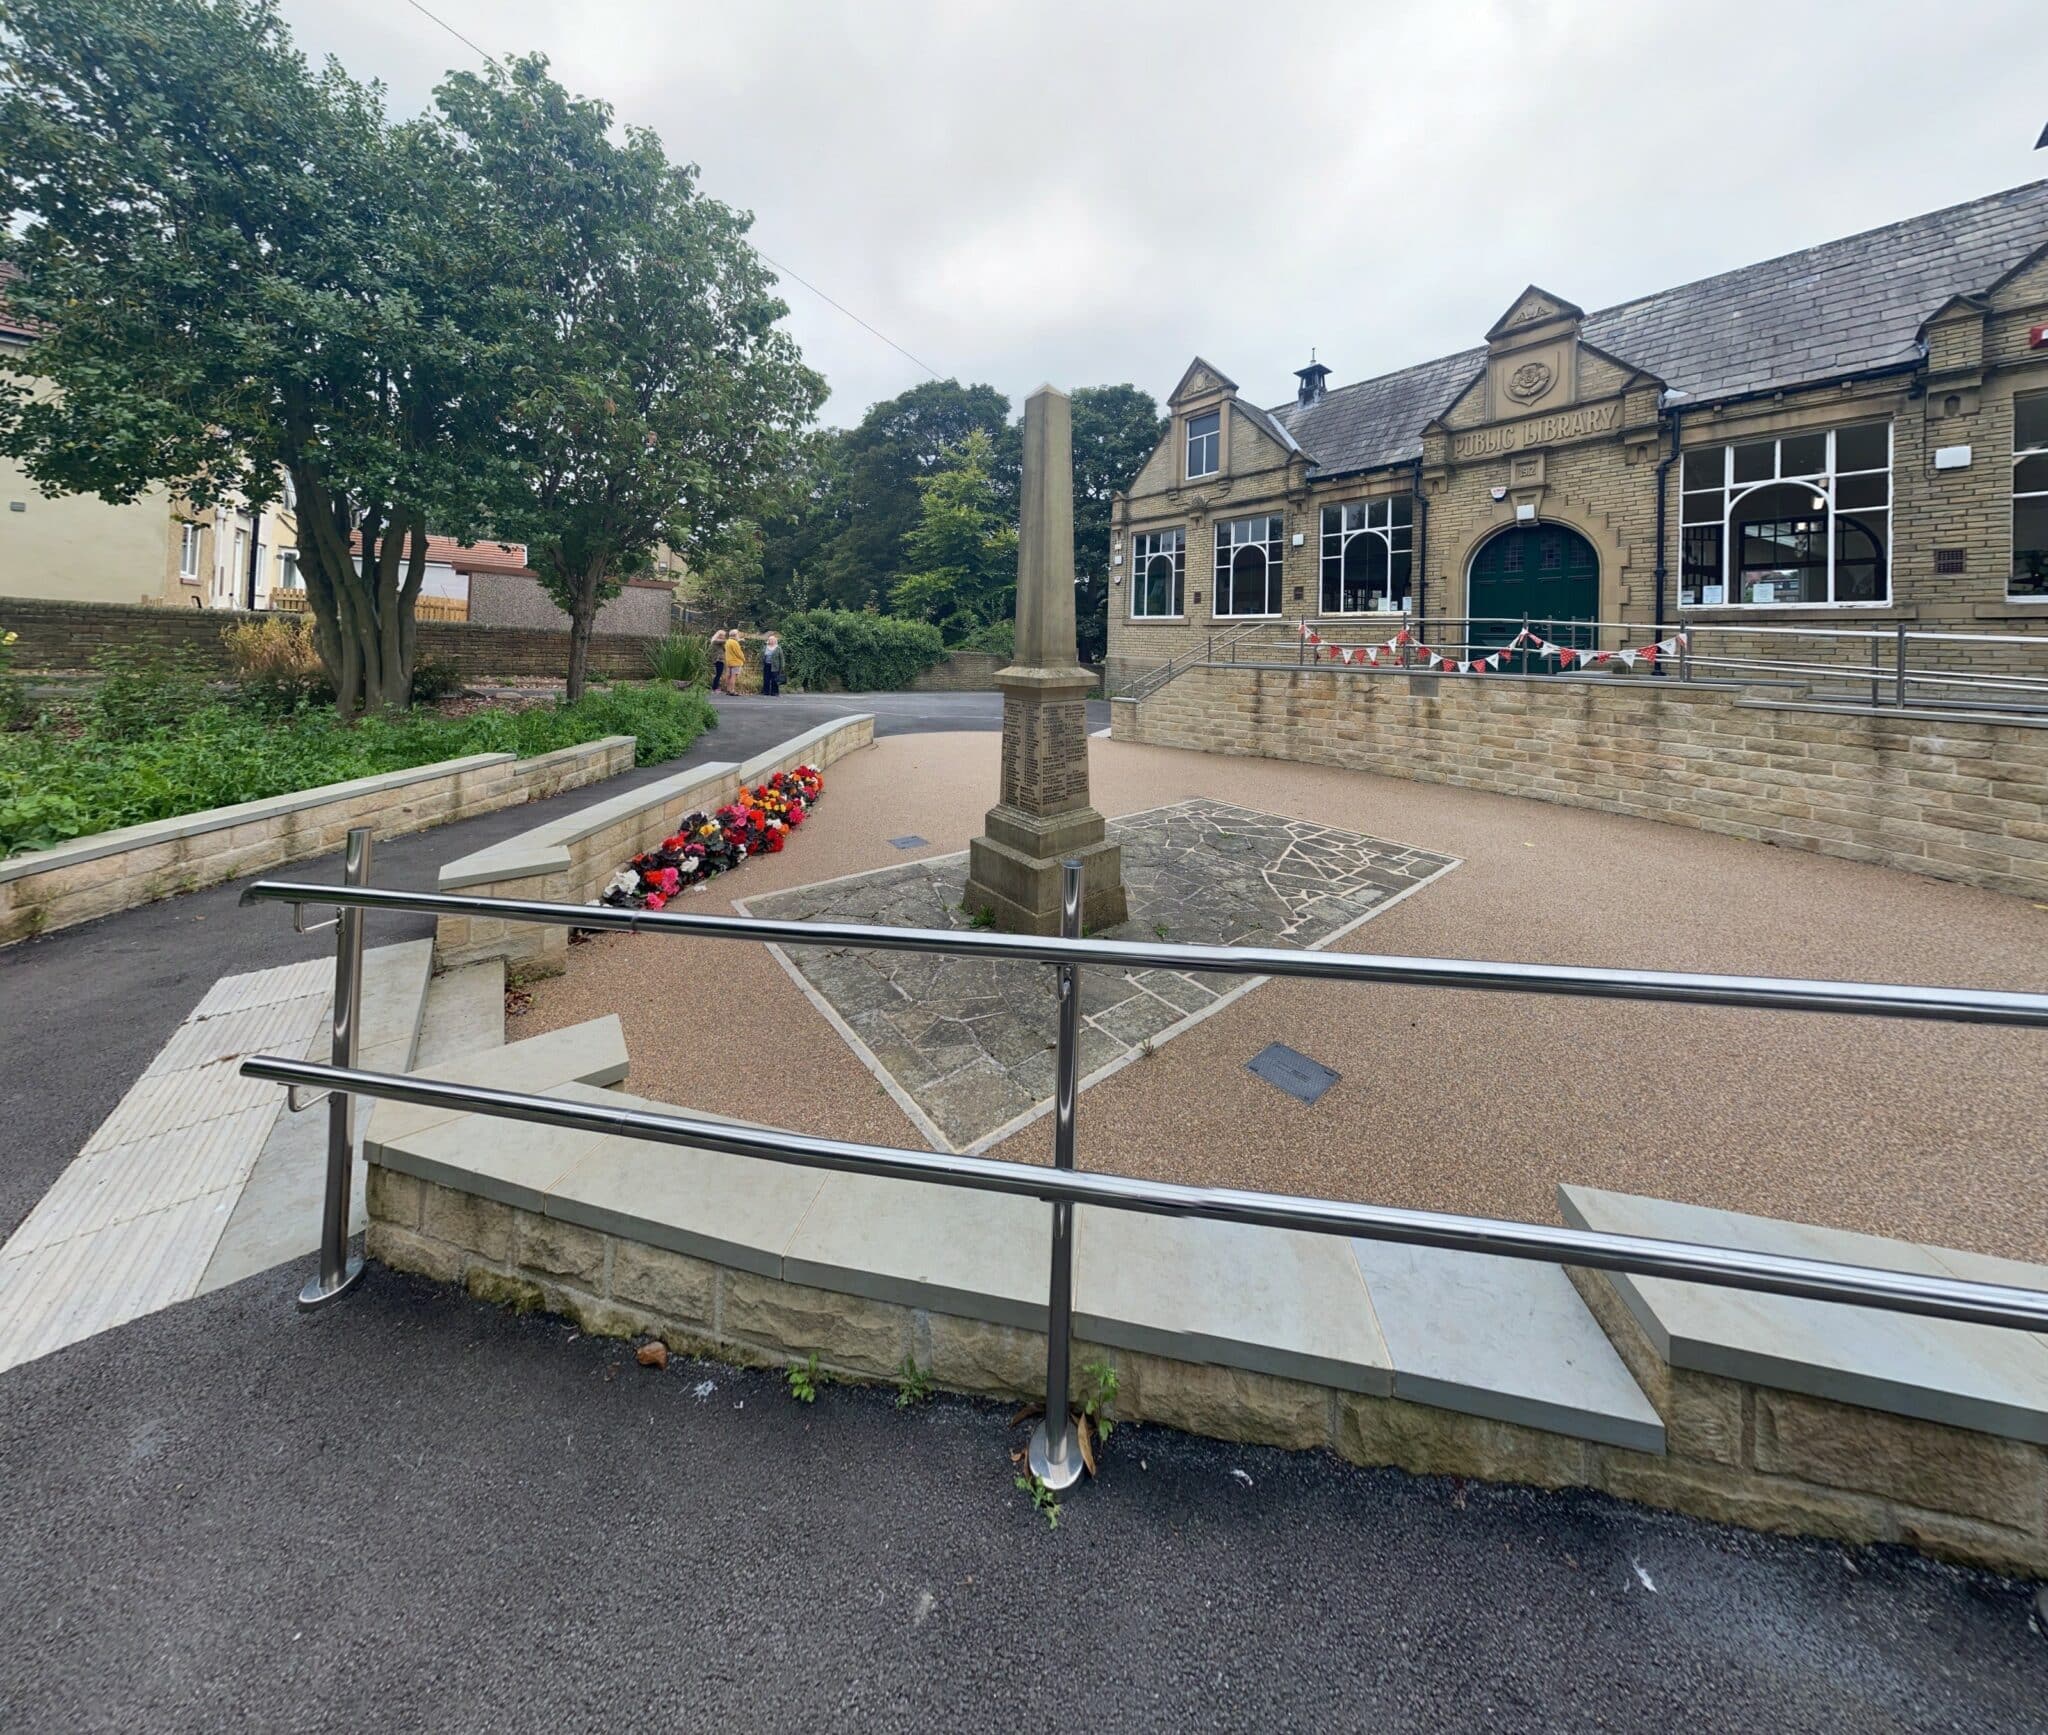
[963,385,1127,935]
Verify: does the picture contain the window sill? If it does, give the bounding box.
[1678,602,1908,620]
[1213,614,1283,623]
[1126,615,1188,626]
[1979,599,2048,617]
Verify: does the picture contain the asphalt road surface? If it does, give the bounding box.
[1,1260,2042,1733]
[0,690,1094,1240]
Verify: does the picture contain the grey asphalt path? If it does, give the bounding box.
[1,1259,2041,1733]
[0,690,1097,1241]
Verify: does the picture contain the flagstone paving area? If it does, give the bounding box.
[737,800,1456,1151]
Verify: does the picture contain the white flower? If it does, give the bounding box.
[678,857,698,874]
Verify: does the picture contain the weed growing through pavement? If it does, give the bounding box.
[786,1351,821,1403]
[1016,1473,1060,1528]
[895,1355,933,1408]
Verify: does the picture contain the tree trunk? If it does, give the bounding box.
[564,563,603,704]
[293,476,422,719]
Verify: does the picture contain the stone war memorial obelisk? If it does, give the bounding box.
[963,385,1127,935]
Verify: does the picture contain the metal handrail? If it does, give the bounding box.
[235,1054,2048,1338]
[240,852,2048,1491]
[238,881,2048,1028]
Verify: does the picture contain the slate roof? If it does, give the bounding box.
[1269,179,2048,479]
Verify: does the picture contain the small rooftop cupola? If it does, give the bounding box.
[1295,352,1331,407]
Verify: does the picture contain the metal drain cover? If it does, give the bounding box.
[887,835,930,850]
[1247,1043,1339,1104]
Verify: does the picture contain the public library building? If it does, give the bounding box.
[1106,181,2048,692]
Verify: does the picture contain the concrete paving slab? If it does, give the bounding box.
[1560,1185,2048,1443]
[1352,1239,1665,1451]
[782,1171,1052,1327]
[1075,1208,1394,1394]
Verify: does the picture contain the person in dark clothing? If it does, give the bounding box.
[761,631,784,696]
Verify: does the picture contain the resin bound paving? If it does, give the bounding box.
[737,800,1455,1151]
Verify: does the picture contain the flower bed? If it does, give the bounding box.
[597,764,824,910]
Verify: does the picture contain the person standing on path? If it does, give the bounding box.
[707,628,728,694]
[722,627,745,694]
[761,631,784,696]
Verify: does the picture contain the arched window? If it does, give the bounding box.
[1129,528,1184,618]
[1213,515,1283,617]
[1319,497,1413,613]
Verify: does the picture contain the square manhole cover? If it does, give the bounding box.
[887,835,930,850]
[1247,1042,1339,1105]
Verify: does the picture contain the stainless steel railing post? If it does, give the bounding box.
[1029,859,1087,1491]
[300,825,372,1311]
[1895,622,1908,709]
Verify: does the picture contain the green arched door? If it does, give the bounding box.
[1467,524,1598,668]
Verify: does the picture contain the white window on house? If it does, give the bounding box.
[1130,528,1185,618]
[2013,392,2048,600]
[1213,514,1284,617]
[1320,497,1414,614]
[1185,409,1220,480]
[276,547,302,591]
[1678,421,1891,607]
[178,522,201,580]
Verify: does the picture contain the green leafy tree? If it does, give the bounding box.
[690,518,767,624]
[0,0,525,715]
[817,379,1010,608]
[441,58,823,701]
[887,429,1017,642]
[1071,385,1166,664]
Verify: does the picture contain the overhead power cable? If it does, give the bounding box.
[399,0,942,379]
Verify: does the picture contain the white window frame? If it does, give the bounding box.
[1129,527,1185,619]
[2012,392,2048,602]
[1185,409,1221,481]
[1319,496,1414,615]
[276,546,302,592]
[1678,420,1891,609]
[1212,514,1284,618]
[178,522,201,581]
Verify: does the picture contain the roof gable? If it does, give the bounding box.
[1168,356,1237,405]
[1487,285,1584,341]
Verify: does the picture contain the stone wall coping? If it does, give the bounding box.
[1354,1237,1667,1452]
[362,1017,630,1156]
[733,714,874,785]
[365,1076,1665,1449]
[435,759,738,890]
[1559,1184,2048,1444]
[0,750,521,883]
[434,713,875,892]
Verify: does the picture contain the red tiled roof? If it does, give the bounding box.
[348,530,534,576]
[0,262,46,342]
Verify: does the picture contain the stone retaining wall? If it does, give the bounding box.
[1111,667,2048,901]
[0,735,635,946]
[0,596,661,680]
[365,1164,2047,1577]
[431,714,875,976]
[906,651,1006,692]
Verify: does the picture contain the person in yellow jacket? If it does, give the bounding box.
[721,627,745,694]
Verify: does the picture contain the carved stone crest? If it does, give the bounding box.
[1506,359,1555,403]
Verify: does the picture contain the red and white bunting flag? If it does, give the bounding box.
[1485,653,1502,670]
[1366,647,1379,666]
[1617,648,1638,669]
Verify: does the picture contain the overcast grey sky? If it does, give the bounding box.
[278,0,2048,428]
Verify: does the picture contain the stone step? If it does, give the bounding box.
[1559,1184,2048,1444]
[411,958,507,1070]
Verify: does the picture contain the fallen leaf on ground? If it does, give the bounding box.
[635,1341,668,1369]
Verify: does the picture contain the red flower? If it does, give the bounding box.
[645,892,667,911]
